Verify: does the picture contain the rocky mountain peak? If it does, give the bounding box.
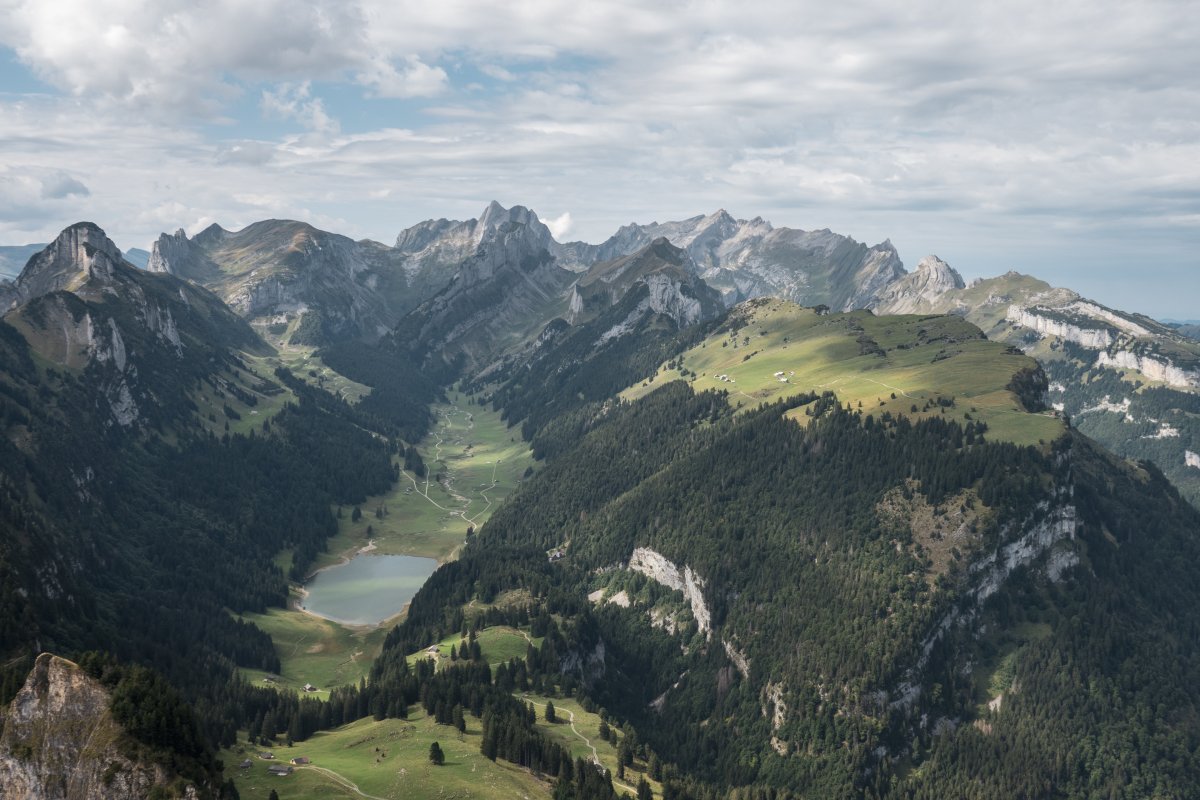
[147,227,221,283]
[570,237,721,327]
[476,202,552,248]
[392,202,555,277]
[6,222,129,308]
[914,255,966,290]
[191,222,228,248]
[646,236,683,262]
[870,254,965,315]
[0,654,201,799]
[394,217,462,253]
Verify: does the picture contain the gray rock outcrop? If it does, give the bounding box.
[556,210,905,310]
[872,255,966,314]
[0,654,199,800]
[3,223,127,310]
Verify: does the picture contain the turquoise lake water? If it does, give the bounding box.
[302,554,438,625]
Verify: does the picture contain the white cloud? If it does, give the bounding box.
[542,211,573,239]
[0,0,1197,315]
[261,82,339,133]
[357,56,448,98]
[39,171,89,199]
[480,64,516,82]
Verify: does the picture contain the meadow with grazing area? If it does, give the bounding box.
[624,299,1064,447]
[224,711,553,800]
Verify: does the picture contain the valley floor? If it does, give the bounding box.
[229,394,544,797]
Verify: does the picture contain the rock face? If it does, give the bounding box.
[146,228,222,284]
[1005,306,1116,349]
[149,219,457,343]
[3,223,264,429]
[1096,349,1200,390]
[394,201,555,280]
[2,222,125,310]
[568,238,723,328]
[393,208,575,368]
[1186,451,1200,470]
[557,210,905,310]
[891,489,1079,714]
[627,547,712,637]
[871,255,965,315]
[0,654,196,800]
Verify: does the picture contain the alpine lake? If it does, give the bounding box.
[301,554,438,626]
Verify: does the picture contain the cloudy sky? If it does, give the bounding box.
[0,0,1196,317]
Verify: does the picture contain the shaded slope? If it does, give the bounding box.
[149,219,457,344]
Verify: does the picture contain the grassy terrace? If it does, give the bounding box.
[229,618,672,800]
[223,711,551,800]
[624,299,1065,447]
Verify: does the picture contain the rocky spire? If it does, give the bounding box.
[7,222,128,307]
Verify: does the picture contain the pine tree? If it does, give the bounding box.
[429,741,445,765]
[545,700,556,723]
[453,704,466,733]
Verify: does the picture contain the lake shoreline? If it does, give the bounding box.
[295,551,437,628]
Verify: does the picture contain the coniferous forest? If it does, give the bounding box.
[2,228,1200,800]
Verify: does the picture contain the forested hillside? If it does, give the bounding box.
[3,224,1200,800]
[369,368,1200,797]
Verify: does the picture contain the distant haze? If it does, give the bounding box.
[0,1,1196,317]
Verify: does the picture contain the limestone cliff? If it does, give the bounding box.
[0,654,200,799]
[2,222,125,310]
[627,547,712,637]
[3,223,265,429]
[871,255,966,314]
[393,211,574,369]
[1005,305,1116,349]
[150,218,457,343]
[557,210,905,310]
[1096,349,1200,390]
[569,238,723,328]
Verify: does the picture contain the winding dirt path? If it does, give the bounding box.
[402,403,502,527]
[297,764,389,800]
[521,698,600,764]
[818,375,916,399]
[520,697,643,794]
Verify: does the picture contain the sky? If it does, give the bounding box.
[0,0,1196,318]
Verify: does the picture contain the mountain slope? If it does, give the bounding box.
[148,219,456,345]
[568,237,724,327]
[370,298,1200,798]
[2,222,265,430]
[0,223,419,790]
[559,209,906,309]
[391,205,575,370]
[0,654,215,798]
[873,266,1200,505]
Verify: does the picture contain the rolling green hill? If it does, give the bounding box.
[624,298,1063,446]
[362,296,1200,798]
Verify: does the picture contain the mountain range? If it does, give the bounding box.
[2,207,1200,800]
